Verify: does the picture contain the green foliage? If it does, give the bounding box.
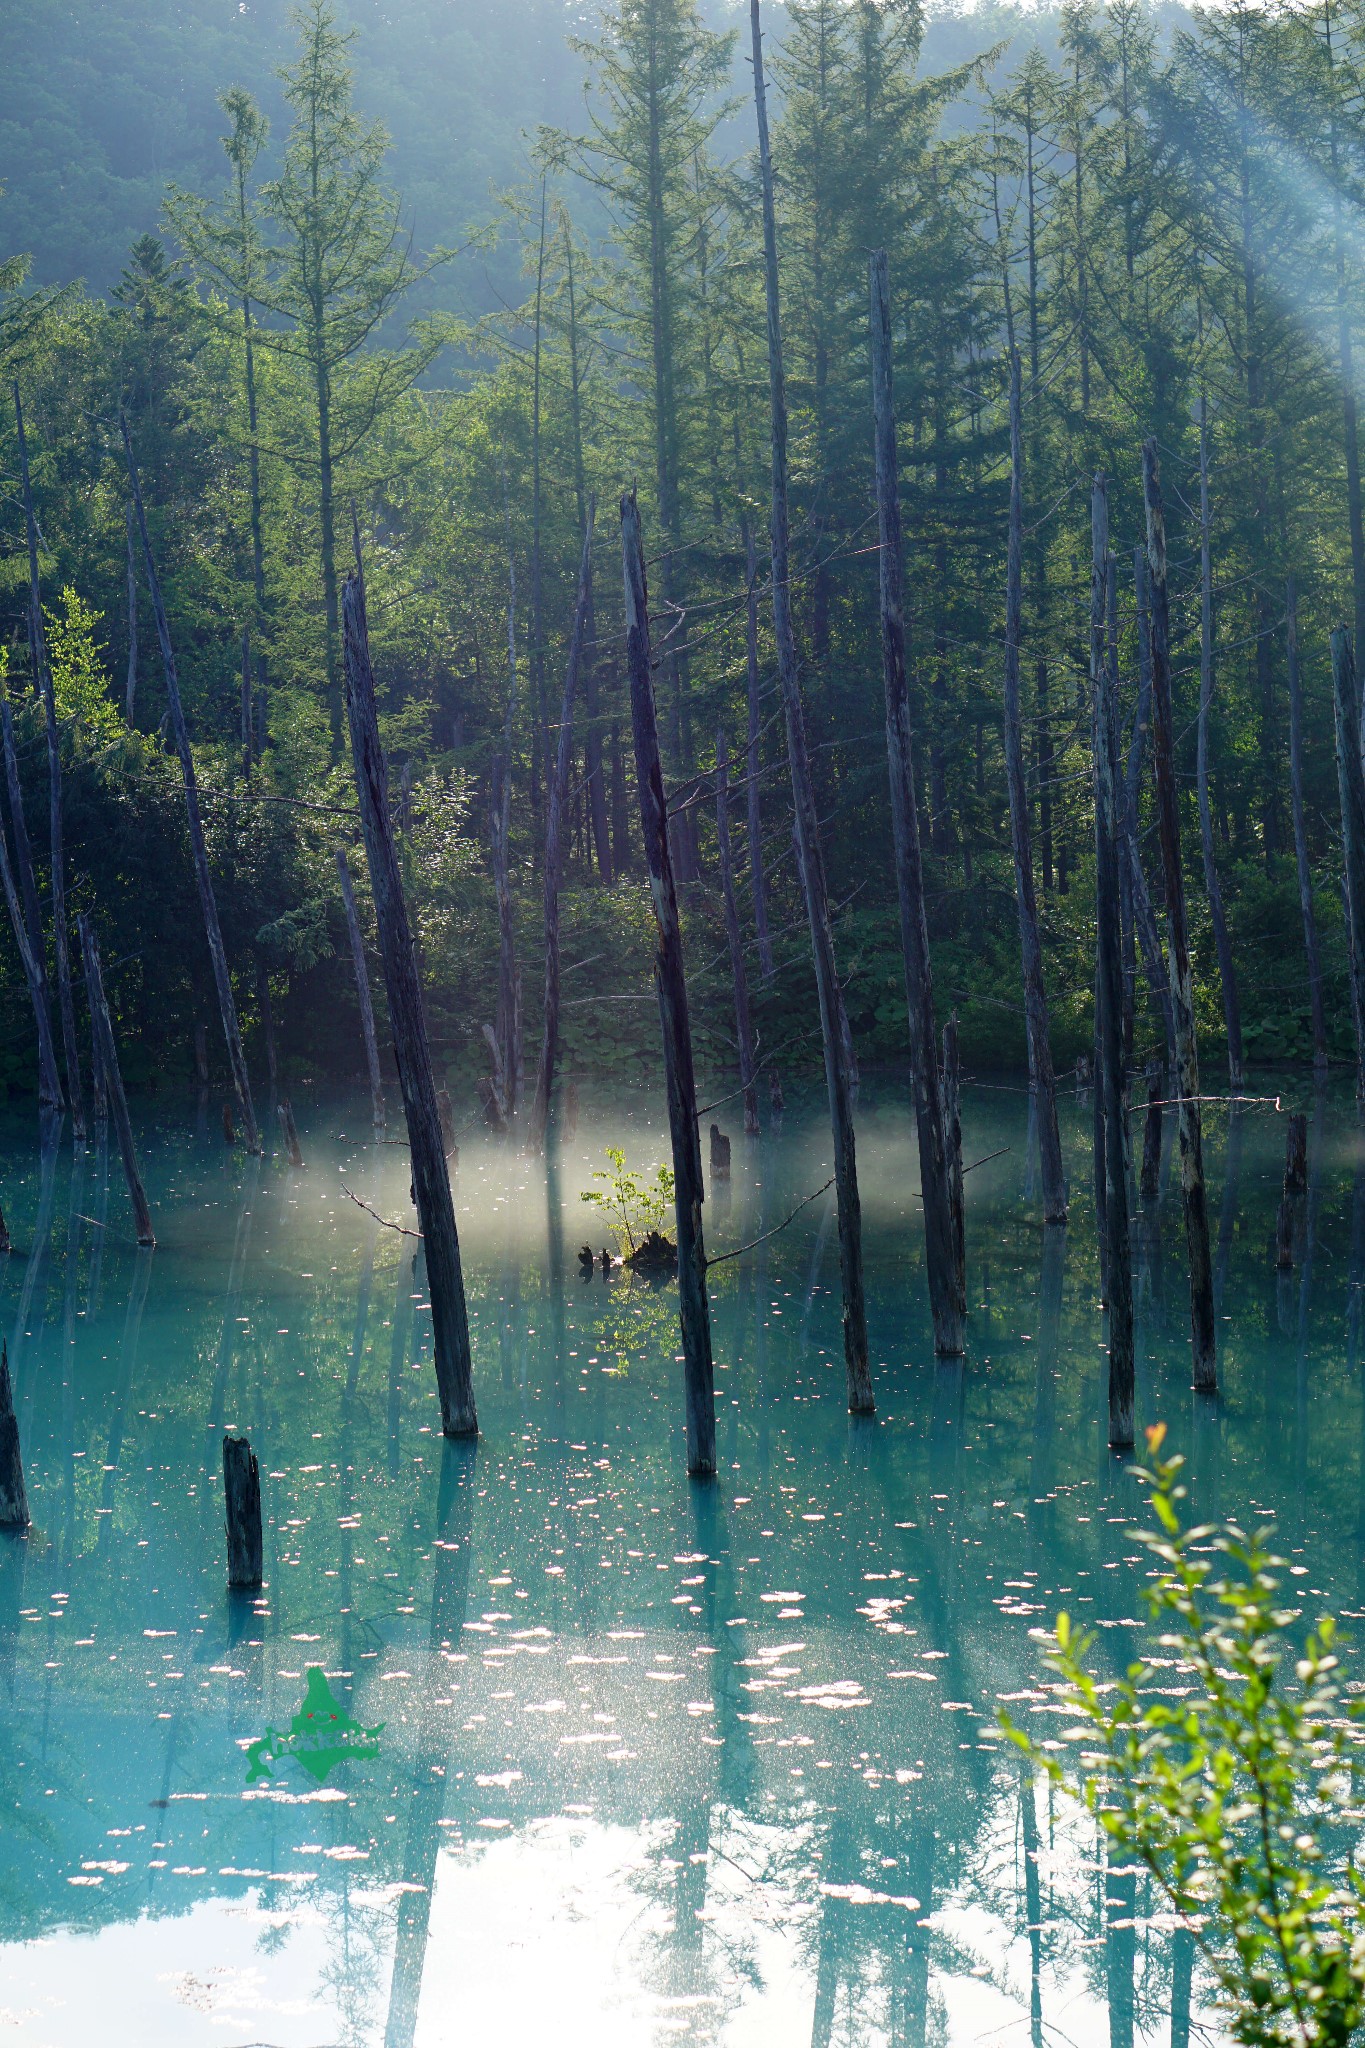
[580,1146,676,1255]
[44,588,121,744]
[1005,1429,1365,2047]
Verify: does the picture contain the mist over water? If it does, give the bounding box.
[0,1078,1353,2044]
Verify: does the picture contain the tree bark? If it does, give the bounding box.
[123,413,261,1153]
[741,514,774,978]
[620,491,715,1476]
[715,730,760,1138]
[1332,626,1365,1101]
[869,248,964,1351]
[1004,352,1067,1225]
[1145,439,1216,1391]
[751,0,872,1410]
[78,915,154,1248]
[342,550,476,1439]
[336,848,385,1126]
[15,384,83,1141]
[1197,400,1243,1089]
[529,501,595,1152]
[222,1433,262,1588]
[1090,477,1134,1448]
[1286,581,1328,1076]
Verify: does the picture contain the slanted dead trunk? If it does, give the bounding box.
[123,413,260,1154]
[77,914,154,1247]
[336,848,385,1126]
[621,491,715,1477]
[342,544,476,1440]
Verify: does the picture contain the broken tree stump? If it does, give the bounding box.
[222,1433,262,1589]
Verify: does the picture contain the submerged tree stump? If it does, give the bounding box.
[278,1099,304,1169]
[710,1125,731,1183]
[0,1345,29,1529]
[222,1434,262,1589]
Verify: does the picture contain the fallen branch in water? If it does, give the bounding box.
[706,1177,834,1269]
[340,1183,421,1238]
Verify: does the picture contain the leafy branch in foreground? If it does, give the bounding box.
[1004,1425,1365,2048]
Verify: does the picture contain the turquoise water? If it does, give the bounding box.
[0,1078,1355,2045]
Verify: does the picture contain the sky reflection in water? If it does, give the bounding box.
[0,1078,1353,2045]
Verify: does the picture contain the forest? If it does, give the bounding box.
[7,0,1365,2039]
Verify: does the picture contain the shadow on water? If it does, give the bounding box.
[0,1077,1354,2041]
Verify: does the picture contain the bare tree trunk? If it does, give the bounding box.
[240,626,253,784]
[343,548,476,1440]
[1197,400,1243,1089]
[1090,476,1133,1448]
[741,513,774,978]
[529,502,595,1151]
[0,783,62,1110]
[1286,581,1328,1077]
[125,504,138,723]
[611,721,631,874]
[1004,353,1067,1225]
[751,0,872,1411]
[123,414,261,1154]
[942,1011,965,1300]
[255,959,278,1095]
[1127,547,1177,1067]
[869,249,963,1351]
[1332,626,1365,1101]
[715,730,760,1138]
[336,848,385,1126]
[1144,440,1216,1392]
[15,384,83,1141]
[77,914,154,1247]
[494,496,522,1120]
[621,492,716,1477]
[1,690,47,977]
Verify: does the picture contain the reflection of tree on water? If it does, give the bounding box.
[383,1439,476,2048]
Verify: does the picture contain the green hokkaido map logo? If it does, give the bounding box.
[245,1668,383,1785]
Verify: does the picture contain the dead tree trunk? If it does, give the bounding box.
[15,384,83,1140]
[493,492,522,1120]
[343,547,477,1440]
[1140,1059,1163,1202]
[529,501,596,1152]
[277,1098,304,1168]
[1126,546,1177,1069]
[77,915,154,1247]
[123,414,260,1153]
[751,0,872,1410]
[869,249,964,1351]
[1197,400,1243,1090]
[222,1434,262,1588]
[255,960,278,1095]
[336,848,385,1126]
[741,513,774,978]
[0,1346,29,1528]
[240,626,253,783]
[715,729,760,1138]
[0,774,62,1110]
[1091,476,1134,1449]
[1,691,44,966]
[621,492,716,1477]
[1144,439,1216,1392]
[1004,352,1067,1225]
[1286,582,1328,1077]
[1332,626,1365,1100]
